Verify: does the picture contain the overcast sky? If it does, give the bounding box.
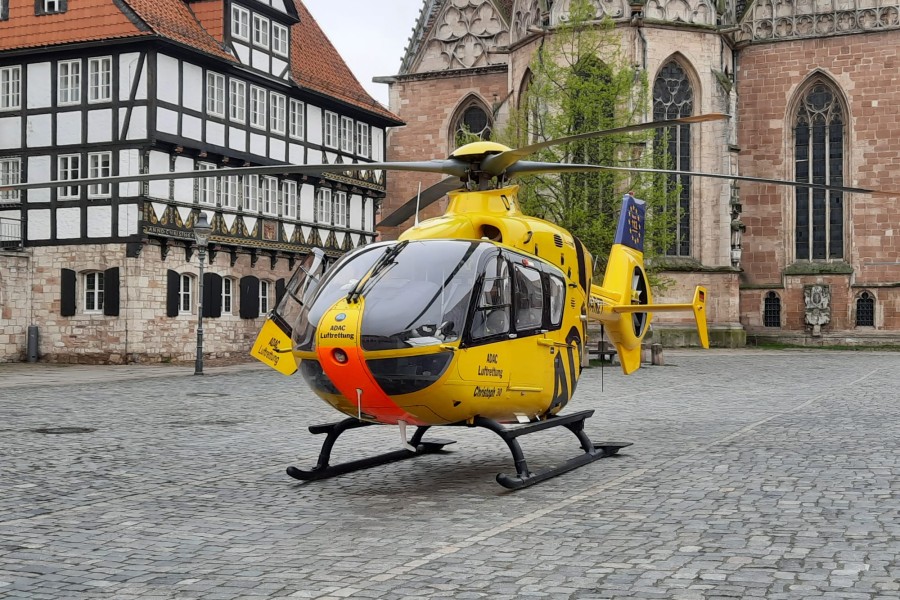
[302,0,425,107]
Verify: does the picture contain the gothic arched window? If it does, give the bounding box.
[653,60,694,256]
[763,291,781,328]
[856,291,875,327]
[453,100,492,147]
[794,81,845,260]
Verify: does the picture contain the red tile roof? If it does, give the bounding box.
[291,1,400,123]
[0,0,399,123]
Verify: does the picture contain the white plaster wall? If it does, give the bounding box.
[272,57,288,78]
[207,121,225,146]
[26,156,51,203]
[182,63,203,112]
[234,42,250,65]
[251,49,269,72]
[269,138,285,161]
[307,106,322,145]
[157,54,180,105]
[87,109,113,143]
[250,133,266,156]
[26,62,51,109]
[350,194,362,229]
[57,112,81,146]
[372,128,384,161]
[288,143,303,164]
[26,114,51,147]
[148,150,171,200]
[173,156,193,203]
[157,108,179,135]
[0,117,21,149]
[300,183,314,221]
[119,53,147,101]
[182,114,202,140]
[118,149,141,198]
[87,205,112,238]
[119,204,139,236]
[57,207,80,239]
[27,209,51,240]
[229,127,247,152]
[122,106,148,140]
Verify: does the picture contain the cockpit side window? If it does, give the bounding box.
[470,255,511,340]
[513,263,543,331]
[548,274,565,327]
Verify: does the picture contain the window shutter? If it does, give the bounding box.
[204,273,223,318]
[166,270,180,317]
[60,268,76,316]
[275,278,286,306]
[103,267,120,316]
[239,275,260,319]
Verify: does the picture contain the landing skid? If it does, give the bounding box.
[286,418,455,482]
[474,410,632,490]
[286,410,631,491]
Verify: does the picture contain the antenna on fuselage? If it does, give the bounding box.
[414,182,422,226]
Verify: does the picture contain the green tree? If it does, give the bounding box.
[503,0,676,270]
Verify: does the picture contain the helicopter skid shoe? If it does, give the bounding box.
[286,417,455,482]
[470,410,630,490]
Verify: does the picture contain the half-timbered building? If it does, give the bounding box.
[0,0,402,363]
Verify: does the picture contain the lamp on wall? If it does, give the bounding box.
[193,212,212,375]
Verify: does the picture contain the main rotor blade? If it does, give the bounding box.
[377,177,462,228]
[506,161,900,198]
[0,159,469,192]
[481,113,729,177]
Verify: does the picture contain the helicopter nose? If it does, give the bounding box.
[315,298,424,426]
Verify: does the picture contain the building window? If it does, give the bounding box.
[763,292,781,328]
[179,274,193,315]
[454,105,492,145]
[243,174,259,212]
[283,180,298,219]
[272,23,289,57]
[315,188,332,223]
[223,277,235,314]
[340,117,354,153]
[87,152,111,198]
[38,0,66,15]
[221,175,239,209]
[261,176,277,215]
[324,111,339,149]
[0,0,7,20]
[88,57,112,103]
[206,72,225,117]
[0,157,20,202]
[231,4,250,41]
[795,81,845,260]
[362,199,372,230]
[260,280,270,314]
[252,14,270,49]
[197,162,217,206]
[58,59,81,105]
[83,271,104,313]
[856,292,875,327]
[356,122,371,158]
[289,99,305,140]
[270,93,286,135]
[0,66,21,111]
[58,154,81,199]
[250,86,266,129]
[333,191,348,227]
[653,60,694,257]
[229,79,246,123]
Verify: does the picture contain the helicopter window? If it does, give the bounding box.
[360,241,483,350]
[513,263,543,331]
[470,256,511,340]
[548,275,565,326]
[291,244,390,350]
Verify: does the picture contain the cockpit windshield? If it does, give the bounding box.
[359,240,485,350]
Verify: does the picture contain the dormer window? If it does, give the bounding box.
[253,14,270,49]
[1,0,9,21]
[37,0,67,15]
[272,23,290,57]
[231,5,250,41]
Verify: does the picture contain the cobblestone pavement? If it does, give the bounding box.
[1,349,898,599]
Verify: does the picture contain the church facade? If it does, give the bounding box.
[379,0,900,346]
[0,0,401,363]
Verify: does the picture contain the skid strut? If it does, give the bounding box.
[472,410,632,490]
[286,418,454,482]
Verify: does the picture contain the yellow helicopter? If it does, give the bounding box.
[5,113,889,489]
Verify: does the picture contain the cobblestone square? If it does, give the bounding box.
[1,349,898,599]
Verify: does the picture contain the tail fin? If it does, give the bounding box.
[588,194,710,375]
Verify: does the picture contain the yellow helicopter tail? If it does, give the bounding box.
[588,194,709,374]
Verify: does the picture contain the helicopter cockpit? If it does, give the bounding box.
[272,239,569,356]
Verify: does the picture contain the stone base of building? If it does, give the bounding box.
[746,330,900,348]
[650,323,747,348]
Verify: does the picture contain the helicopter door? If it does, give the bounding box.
[506,260,551,395]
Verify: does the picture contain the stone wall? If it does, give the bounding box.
[0,251,32,361]
[0,242,296,364]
